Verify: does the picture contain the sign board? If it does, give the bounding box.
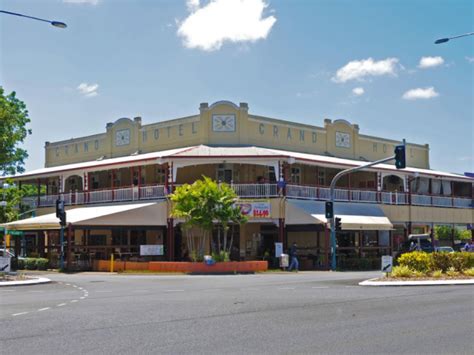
[381,255,393,273]
[0,257,11,272]
[140,245,164,256]
[275,242,283,258]
[237,200,271,218]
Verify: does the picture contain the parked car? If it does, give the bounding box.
[435,246,454,253]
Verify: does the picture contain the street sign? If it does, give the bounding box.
[0,257,11,272]
[381,255,393,273]
[275,242,283,258]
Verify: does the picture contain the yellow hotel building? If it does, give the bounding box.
[3,101,473,270]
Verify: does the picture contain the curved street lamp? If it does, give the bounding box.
[0,10,67,28]
[435,32,473,44]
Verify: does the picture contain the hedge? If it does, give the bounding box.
[398,251,474,273]
[17,258,50,271]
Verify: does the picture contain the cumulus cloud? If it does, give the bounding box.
[402,87,439,100]
[177,0,277,51]
[63,0,100,4]
[332,57,399,83]
[77,83,99,97]
[466,56,474,64]
[418,56,444,69]
[352,87,365,96]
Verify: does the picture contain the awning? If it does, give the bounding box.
[285,199,393,230]
[2,202,168,231]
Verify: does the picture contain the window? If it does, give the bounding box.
[265,166,276,183]
[84,142,89,152]
[217,164,233,183]
[318,170,325,186]
[156,167,166,184]
[290,167,301,184]
[154,129,159,140]
[112,230,127,246]
[88,234,106,246]
[95,140,99,150]
[142,130,147,143]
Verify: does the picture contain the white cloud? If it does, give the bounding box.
[402,87,439,100]
[352,87,365,96]
[466,56,474,63]
[418,56,444,69]
[77,83,99,97]
[63,0,99,4]
[332,57,399,83]
[177,0,277,51]
[186,0,200,12]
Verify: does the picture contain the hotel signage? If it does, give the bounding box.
[237,200,271,218]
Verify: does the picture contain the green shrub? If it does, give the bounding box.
[16,258,25,270]
[431,270,443,278]
[463,268,474,277]
[431,252,451,272]
[449,252,473,272]
[24,258,37,270]
[446,267,460,277]
[391,265,413,278]
[36,258,49,270]
[398,251,431,273]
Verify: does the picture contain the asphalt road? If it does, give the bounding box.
[1,271,473,355]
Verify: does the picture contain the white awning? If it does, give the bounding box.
[285,199,393,230]
[2,202,168,231]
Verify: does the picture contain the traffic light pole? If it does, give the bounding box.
[329,146,404,270]
[59,225,65,270]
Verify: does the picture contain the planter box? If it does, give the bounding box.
[93,260,268,273]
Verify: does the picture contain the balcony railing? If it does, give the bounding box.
[21,183,473,209]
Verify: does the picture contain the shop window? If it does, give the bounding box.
[88,234,106,246]
[112,230,127,245]
[290,167,301,184]
[130,230,146,246]
[362,231,378,247]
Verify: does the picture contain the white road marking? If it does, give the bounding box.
[29,290,45,293]
[57,303,66,307]
[73,285,78,288]
[312,286,329,289]
[80,297,85,299]
[165,289,184,292]
[277,287,296,290]
[70,300,78,303]
[96,290,112,293]
[345,286,358,288]
[78,287,83,290]
[38,307,50,312]
[12,312,28,316]
[65,283,71,286]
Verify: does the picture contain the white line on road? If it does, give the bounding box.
[96,290,112,293]
[70,300,78,303]
[38,307,50,312]
[80,297,85,299]
[73,285,78,288]
[57,303,66,307]
[78,287,83,290]
[165,289,184,292]
[277,287,296,290]
[65,283,71,286]
[29,290,45,293]
[12,312,28,316]
[312,286,329,289]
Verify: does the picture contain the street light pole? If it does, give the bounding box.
[435,32,473,44]
[328,140,406,271]
[0,10,67,28]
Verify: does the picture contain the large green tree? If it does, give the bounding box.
[170,176,247,261]
[0,87,31,176]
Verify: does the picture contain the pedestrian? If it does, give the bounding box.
[464,241,471,252]
[288,242,299,272]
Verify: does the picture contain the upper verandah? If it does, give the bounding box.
[43,100,430,169]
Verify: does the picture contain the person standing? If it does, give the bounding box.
[288,242,299,272]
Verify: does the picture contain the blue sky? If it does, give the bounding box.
[1,0,473,174]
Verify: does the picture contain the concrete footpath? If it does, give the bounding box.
[0,277,51,287]
[360,278,474,286]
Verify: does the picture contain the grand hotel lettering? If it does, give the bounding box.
[53,120,318,156]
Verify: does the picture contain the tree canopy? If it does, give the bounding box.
[170,176,247,261]
[0,87,31,176]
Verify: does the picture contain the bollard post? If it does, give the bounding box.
[110,253,114,273]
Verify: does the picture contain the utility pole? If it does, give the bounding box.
[327,140,406,270]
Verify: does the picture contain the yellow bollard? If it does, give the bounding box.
[110,253,114,273]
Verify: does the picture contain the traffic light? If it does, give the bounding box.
[335,217,342,231]
[325,201,334,219]
[56,199,66,226]
[394,145,406,169]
